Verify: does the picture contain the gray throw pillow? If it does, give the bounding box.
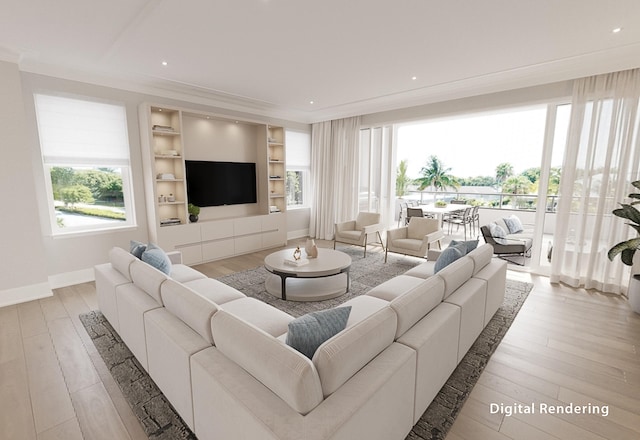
[503,215,524,234]
[130,240,147,259]
[489,222,506,238]
[434,243,466,273]
[141,243,172,275]
[449,239,479,255]
[286,306,352,359]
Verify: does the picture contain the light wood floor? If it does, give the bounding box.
[1,240,639,440]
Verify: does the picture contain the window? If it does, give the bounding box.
[285,130,311,208]
[34,94,135,235]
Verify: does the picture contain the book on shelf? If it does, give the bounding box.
[160,218,181,226]
[153,125,176,132]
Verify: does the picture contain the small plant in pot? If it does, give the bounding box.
[607,180,640,313]
[188,203,200,223]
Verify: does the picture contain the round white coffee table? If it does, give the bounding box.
[264,248,352,301]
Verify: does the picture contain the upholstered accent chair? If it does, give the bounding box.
[385,217,444,262]
[334,212,385,257]
[480,225,532,266]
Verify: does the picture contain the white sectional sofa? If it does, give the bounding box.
[94,242,507,440]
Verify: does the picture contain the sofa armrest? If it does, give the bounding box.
[422,229,445,245]
[362,222,384,235]
[167,251,183,265]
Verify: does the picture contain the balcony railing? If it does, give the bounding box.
[400,190,559,213]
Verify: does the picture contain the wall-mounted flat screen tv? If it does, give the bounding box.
[185,160,257,207]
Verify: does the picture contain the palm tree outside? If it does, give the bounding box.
[396,159,410,197]
[415,155,459,202]
[495,162,514,185]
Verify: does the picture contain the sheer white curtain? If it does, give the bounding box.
[550,69,640,294]
[309,116,361,239]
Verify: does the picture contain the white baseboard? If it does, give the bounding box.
[0,282,52,308]
[287,228,309,241]
[48,268,95,290]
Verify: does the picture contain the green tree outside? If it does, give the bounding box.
[396,159,410,197]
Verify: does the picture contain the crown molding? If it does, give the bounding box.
[14,41,640,125]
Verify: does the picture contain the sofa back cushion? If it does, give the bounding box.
[211,310,323,415]
[161,279,219,345]
[313,306,397,397]
[130,259,168,305]
[467,244,493,276]
[390,276,445,338]
[109,247,137,281]
[436,256,474,299]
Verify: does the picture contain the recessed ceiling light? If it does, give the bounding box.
[158,108,162,112]
[161,61,168,66]
[412,76,417,80]
[309,100,314,104]
[612,27,622,33]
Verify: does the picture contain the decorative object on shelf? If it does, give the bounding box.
[167,193,175,202]
[305,238,318,258]
[156,173,176,180]
[152,124,176,133]
[293,246,302,261]
[188,203,200,223]
[607,180,640,313]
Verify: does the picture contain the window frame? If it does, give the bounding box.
[34,93,136,236]
[285,129,311,209]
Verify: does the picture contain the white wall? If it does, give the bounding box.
[0,61,51,306]
[0,67,309,304]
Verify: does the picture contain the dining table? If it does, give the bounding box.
[418,203,472,229]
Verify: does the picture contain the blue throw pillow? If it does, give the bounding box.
[141,243,172,275]
[503,215,524,234]
[130,240,147,259]
[434,244,466,273]
[449,239,479,255]
[286,306,352,359]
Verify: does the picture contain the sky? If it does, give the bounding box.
[396,105,569,180]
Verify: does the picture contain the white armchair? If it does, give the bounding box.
[334,212,385,257]
[385,217,444,262]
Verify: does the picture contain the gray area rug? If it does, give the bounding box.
[79,248,533,440]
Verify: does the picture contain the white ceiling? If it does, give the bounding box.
[2,0,640,123]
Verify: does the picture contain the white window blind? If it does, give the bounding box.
[285,130,310,167]
[35,94,130,166]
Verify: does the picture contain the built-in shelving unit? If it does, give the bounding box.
[139,103,287,265]
[141,106,188,228]
[267,125,286,214]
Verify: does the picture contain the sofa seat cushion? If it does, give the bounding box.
[336,230,362,241]
[221,297,294,337]
[161,279,220,345]
[170,264,206,284]
[313,306,397,397]
[339,295,390,327]
[286,307,351,359]
[211,310,323,415]
[391,238,423,251]
[183,277,245,305]
[404,261,436,279]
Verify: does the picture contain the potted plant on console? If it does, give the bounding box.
[608,180,640,313]
[188,203,200,223]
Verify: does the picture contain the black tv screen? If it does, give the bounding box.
[185,160,257,207]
